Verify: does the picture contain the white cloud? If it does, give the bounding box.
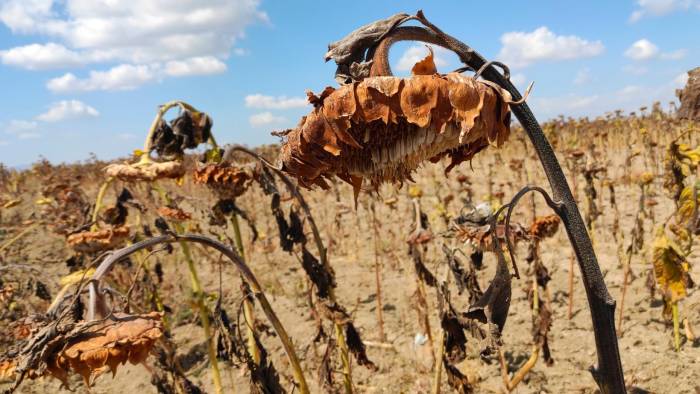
[0,140,8,146]
[497,27,604,68]
[117,133,136,140]
[629,0,698,22]
[5,119,38,134]
[396,45,450,71]
[249,112,287,127]
[510,73,527,89]
[36,100,99,122]
[623,64,649,75]
[625,39,659,60]
[531,73,687,119]
[617,85,644,97]
[573,68,591,85]
[245,94,308,109]
[624,39,687,62]
[47,64,157,92]
[0,0,267,89]
[661,49,687,60]
[164,56,227,77]
[17,132,40,139]
[0,42,88,70]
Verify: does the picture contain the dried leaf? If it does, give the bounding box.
[652,231,690,310]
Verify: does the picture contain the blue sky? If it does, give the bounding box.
[0,0,698,167]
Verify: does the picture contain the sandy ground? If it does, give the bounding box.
[1,137,699,394]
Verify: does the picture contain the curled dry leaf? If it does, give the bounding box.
[279,51,511,193]
[67,226,130,253]
[452,222,528,252]
[192,162,255,198]
[104,161,185,182]
[157,206,192,222]
[529,215,561,240]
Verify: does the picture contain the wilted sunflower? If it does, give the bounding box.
[279,49,513,194]
[67,226,130,253]
[192,162,255,198]
[104,160,185,182]
[157,206,192,222]
[529,215,561,240]
[4,312,163,386]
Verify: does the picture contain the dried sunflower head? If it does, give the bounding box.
[529,215,561,240]
[104,161,185,182]
[67,226,130,253]
[157,206,192,222]
[193,162,255,198]
[279,50,511,194]
[5,312,164,386]
[150,109,212,159]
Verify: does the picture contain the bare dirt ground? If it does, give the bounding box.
[1,116,699,393]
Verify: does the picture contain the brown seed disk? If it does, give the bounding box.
[67,226,130,253]
[280,71,510,191]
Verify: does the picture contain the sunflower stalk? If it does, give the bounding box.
[151,183,223,394]
[230,208,263,365]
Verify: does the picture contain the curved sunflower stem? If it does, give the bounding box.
[230,210,262,365]
[91,177,114,231]
[87,234,309,394]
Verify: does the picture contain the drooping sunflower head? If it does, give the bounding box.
[279,50,512,196]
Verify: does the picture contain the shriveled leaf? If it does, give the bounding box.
[652,232,690,307]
